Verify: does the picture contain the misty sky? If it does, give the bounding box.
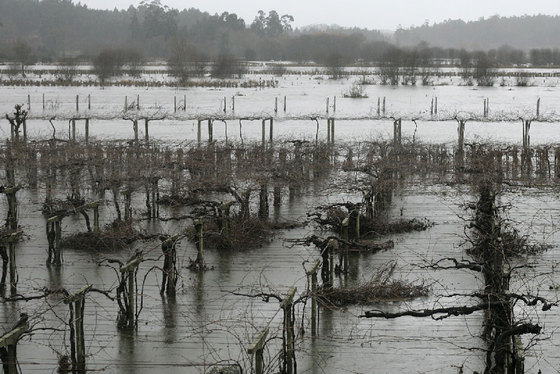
[79,0,560,30]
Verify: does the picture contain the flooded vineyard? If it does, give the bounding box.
[2,81,560,374]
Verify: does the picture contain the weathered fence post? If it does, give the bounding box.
[65,285,92,374]
[0,315,29,374]
[0,231,22,296]
[275,97,278,114]
[326,97,329,113]
[283,95,287,112]
[161,235,178,296]
[42,93,45,111]
[136,95,140,110]
[174,96,177,113]
[333,96,336,112]
[269,118,274,143]
[119,256,142,329]
[536,97,541,118]
[194,219,204,268]
[85,119,90,143]
[47,215,63,265]
[144,119,149,142]
[382,96,386,115]
[208,119,213,142]
[306,259,321,336]
[88,94,91,110]
[377,97,381,116]
[133,119,139,144]
[93,204,100,233]
[281,287,297,374]
[393,118,402,148]
[197,119,202,146]
[261,119,266,146]
[71,119,76,141]
[124,96,128,111]
[76,95,79,112]
[248,328,269,374]
[27,94,31,111]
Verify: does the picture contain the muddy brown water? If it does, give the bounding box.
[7,177,556,373]
[2,81,560,373]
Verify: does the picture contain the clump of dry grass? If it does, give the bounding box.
[60,220,142,252]
[186,216,275,251]
[42,197,85,216]
[319,262,430,307]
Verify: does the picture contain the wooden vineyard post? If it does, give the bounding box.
[382,96,386,115]
[269,118,274,144]
[0,317,29,374]
[326,97,329,113]
[197,119,202,146]
[283,95,287,112]
[248,328,269,374]
[306,259,321,336]
[88,94,91,110]
[281,287,297,374]
[353,208,360,240]
[133,119,139,144]
[333,96,336,112]
[71,119,76,141]
[393,118,402,148]
[124,96,128,112]
[457,120,466,154]
[430,97,434,115]
[76,95,79,112]
[85,119,90,143]
[183,95,187,111]
[22,119,27,142]
[377,97,381,116]
[522,119,532,167]
[65,285,92,374]
[261,119,266,146]
[174,96,177,113]
[93,204,100,233]
[47,215,63,265]
[194,219,204,268]
[275,97,278,114]
[0,231,23,296]
[123,188,132,221]
[136,95,140,110]
[161,235,178,296]
[536,97,541,118]
[119,256,142,329]
[144,119,149,142]
[328,118,335,144]
[219,202,234,236]
[208,119,213,142]
[341,217,349,273]
[231,95,235,111]
[3,186,21,230]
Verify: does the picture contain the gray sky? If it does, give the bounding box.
[79,0,560,30]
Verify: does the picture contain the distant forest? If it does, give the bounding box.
[3,0,560,68]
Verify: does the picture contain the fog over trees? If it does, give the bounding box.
[2,0,560,67]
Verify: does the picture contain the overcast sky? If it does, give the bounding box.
[78,0,560,30]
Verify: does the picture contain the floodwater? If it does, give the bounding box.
[1,74,560,373]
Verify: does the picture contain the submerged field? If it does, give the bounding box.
[1,74,560,373]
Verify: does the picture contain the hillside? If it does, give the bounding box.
[395,15,560,50]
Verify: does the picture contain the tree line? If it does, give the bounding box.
[3,0,560,75]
